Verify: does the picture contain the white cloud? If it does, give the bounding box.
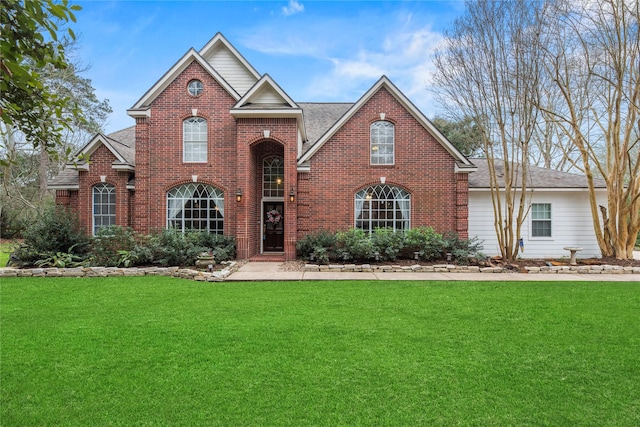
[282,0,304,16]
[303,28,445,116]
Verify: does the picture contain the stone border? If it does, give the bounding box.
[0,262,238,282]
[304,263,640,275]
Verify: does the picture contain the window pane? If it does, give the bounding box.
[93,183,116,235]
[167,183,224,234]
[183,118,207,162]
[370,121,394,165]
[355,185,409,233]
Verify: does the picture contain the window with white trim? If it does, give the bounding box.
[93,183,116,234]
[531,203,552,237]
[263,156,285,198]
[370,121,394,165]
[183,117,207,162]
[355,185,410,232]
[167,183,224,233]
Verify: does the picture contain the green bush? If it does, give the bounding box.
[144,229,208,267]
[371,227,404,261]
[296,230,336,262]
[442,232,485,265]
[403,227,444,261]
[191,232,237,262]
[335,228,375,261]
[24,204,90,254]
[10,205,90,267]
[91,226,140,267]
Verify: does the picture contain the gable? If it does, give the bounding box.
[199,33,261,97]
[298,76,475,172]
[129,49,240,116]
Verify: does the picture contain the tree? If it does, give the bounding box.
[433,0,547,261]
[540,0,640,259]
[1,1,111,237]
[431,116,484,157]
[1,0,83,165]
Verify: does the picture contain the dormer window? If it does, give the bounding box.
[187,79,203,96]
[370,121,394,165]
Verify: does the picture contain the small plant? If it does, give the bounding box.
[34,246,85,268]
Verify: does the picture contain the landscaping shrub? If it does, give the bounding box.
[192,232,237,262]
[403,226,444,260]
[144,229,208,267]
[91,226,141,267]
[296,229,336,262]
[371,227,404,261]
[442,232,485,265]
[335,228,375,261]
[10,205,90,267]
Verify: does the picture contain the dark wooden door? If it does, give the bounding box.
[264,202,284,251]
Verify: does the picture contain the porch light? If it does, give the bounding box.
[236,188,242,202]
[289,187,295,203]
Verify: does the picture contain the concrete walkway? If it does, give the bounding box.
[228,262,640,282]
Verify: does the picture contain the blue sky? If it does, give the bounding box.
[72,0,465,133]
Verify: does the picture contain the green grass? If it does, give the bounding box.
[1,278,639,426]
[0,241,16,267]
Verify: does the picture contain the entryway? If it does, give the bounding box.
[263,201,284,252]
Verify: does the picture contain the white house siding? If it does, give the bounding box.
[468,190,608,259]
[205,46,258,96]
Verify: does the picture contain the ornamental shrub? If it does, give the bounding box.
[91,226,140,266]
[11,204,90,267]
[192,232,237,262]
[145,229,208,267]
[335,228,375,261]
[296,229,336,262]
[442,232,485,265]
[403,226,444,261]
[371,227,404,261]
[23,204,90,255]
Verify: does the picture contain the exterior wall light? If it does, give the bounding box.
[289,187,295,203]
[236,188,242,202]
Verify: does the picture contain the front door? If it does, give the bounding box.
[264,202,284,252]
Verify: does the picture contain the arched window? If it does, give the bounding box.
[355,185,410,232]
[93,183,116,234]
[370,121,394,165]
[263,156,284,198]
[167,183,224,233]
[183,117,207,162]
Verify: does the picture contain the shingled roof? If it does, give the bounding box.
[48,126,136,189]
[298,102,353,156]
[469,158,607,189]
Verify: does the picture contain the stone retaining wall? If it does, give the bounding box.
[0,262,238,282]
[304,263,640,274]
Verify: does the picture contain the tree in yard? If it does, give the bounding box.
[431,116,484,158]
[539,0,640,259]
[433,0,547,261]
[1,0,84,161]
[1,0,111,236]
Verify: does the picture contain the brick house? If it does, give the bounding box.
[50,33,476,261]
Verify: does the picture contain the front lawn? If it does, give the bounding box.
[1,278,638,426]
